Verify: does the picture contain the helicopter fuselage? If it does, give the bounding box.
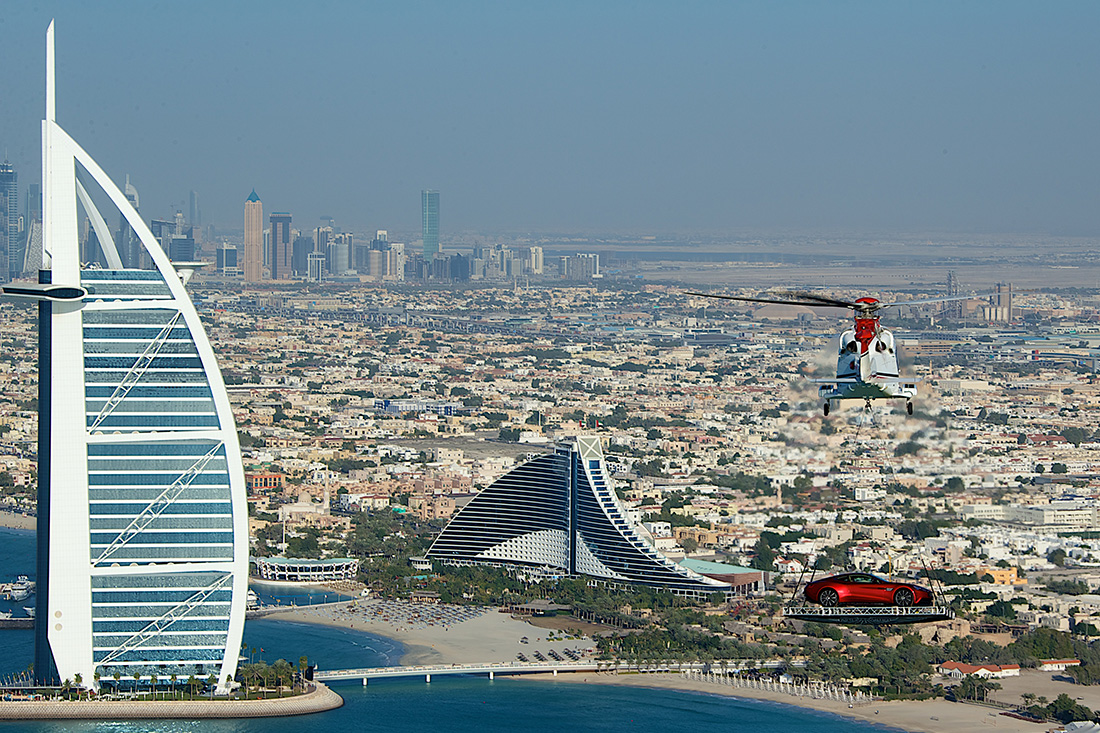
[817,311,917,413]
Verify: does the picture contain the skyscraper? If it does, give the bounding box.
[292,235,313,276]
[21,23,247,692]
[21,182,43,277]
[189,190,201,228]
[0,161,18,282]
[242,190,262,282]
[117,175,140,268]
[421,189,439,258]
[270,212,292,280]
[427,437,730,598]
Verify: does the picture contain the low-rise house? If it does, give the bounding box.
[937,661,1021,679]
[1038,659,1081,671]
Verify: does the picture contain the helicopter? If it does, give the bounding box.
[686,289,993,416]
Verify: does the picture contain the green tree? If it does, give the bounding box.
[1061,427,1087,447]
[751,537,776,572]
[986,599,1017,619]
[1047,692,1094,723]
[894,441,922,457]
[1045,578,1089,595]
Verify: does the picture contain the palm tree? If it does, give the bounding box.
[186,675,198,700]
[93,671,100,697]
[169,673,177,699]
[273,659,293,696]
[112,670,122,697]
[207,673,217,699]
[260,662,273,699]
[241,664,257,698]
[73,673,83,700]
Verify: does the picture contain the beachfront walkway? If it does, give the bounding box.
[0,683,342,719]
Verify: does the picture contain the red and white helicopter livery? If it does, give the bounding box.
[687,290,990,416]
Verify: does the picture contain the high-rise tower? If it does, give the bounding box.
[242,190,262,282]
[270,212,292,280]
[421,189,439,258]
[189,190,200,228]
[15,23,248,693]
[115,175,141,268]
[0,161,18,282]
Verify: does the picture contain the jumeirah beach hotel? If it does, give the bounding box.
[427,436,731,599]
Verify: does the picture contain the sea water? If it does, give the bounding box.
[0,528,903,732]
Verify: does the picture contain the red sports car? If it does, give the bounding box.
[804,572,934,608]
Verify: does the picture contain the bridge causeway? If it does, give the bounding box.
[316,659,804,685]
[317,661,601,685]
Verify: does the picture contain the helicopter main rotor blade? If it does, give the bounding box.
[688,288,1013,313]
[872,291,1000,310]
[774,291,863,310]
[683,291,851,309]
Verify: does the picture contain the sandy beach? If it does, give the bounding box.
[270,599,1065,733]
[266,600,594,666]
[528,673,1054,733]
[0,512,35,531]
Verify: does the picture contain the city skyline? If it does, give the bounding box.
[2,3,1100,238]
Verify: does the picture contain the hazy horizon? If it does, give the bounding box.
[3,1,1099,239]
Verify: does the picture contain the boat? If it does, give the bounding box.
[23,606,35,619]
[10,576,33,601]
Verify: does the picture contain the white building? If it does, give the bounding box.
[22,24,246,693]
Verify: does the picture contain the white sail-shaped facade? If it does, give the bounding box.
[36,23,246,692]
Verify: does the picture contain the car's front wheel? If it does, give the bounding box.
[893,588,915,607]
[819,588,840,607]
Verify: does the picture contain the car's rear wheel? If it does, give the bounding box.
[893,588,914,607]
[819,588,840,607]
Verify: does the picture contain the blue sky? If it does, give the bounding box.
[3,1,1099,237]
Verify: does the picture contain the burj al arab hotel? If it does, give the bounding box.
[1,23,248,692]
